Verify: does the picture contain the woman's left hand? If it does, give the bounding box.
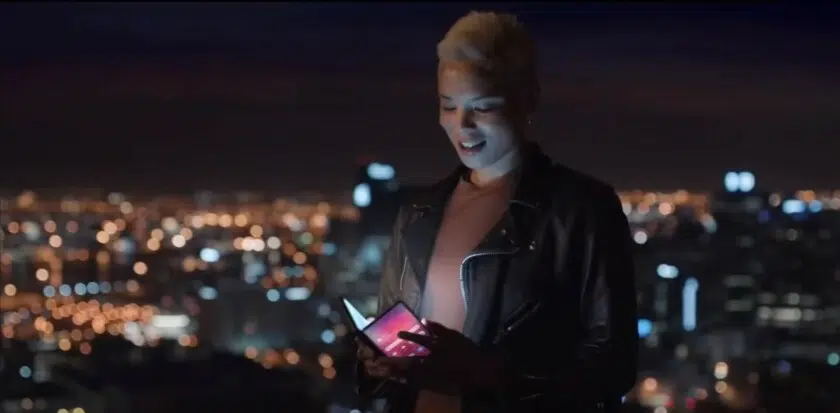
[379,320,506,395]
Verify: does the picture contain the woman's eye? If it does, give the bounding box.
[473,105,498,113]
[472,99,503,113]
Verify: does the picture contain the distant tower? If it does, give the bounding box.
[711,171,766,238]
[352,160,401,236]
[707,171,767,360]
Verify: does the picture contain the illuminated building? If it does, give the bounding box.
[335,159,406,309]
[2,173,839,411]
[352,159,400,236]
[697,172,840,363]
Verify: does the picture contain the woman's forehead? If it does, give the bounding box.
[437,62,499,95]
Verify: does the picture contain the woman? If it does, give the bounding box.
[356,11,638,413]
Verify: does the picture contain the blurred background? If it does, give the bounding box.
[1,3,839,413]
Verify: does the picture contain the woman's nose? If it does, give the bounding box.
[457,109,476,128]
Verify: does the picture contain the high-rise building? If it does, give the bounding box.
[694,172,840,365]
[352,160,401,236]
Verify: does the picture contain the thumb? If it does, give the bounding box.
[421,319,451,336]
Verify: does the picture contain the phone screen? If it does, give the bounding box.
[362,302,431,357]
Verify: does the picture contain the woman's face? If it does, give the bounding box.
[438,62,522,170]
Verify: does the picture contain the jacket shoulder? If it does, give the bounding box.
[393,183,437,227]
[396,184,430,209]
[394,185,433,224]
[548,163,622,211]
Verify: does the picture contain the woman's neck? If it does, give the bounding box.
[469,145,522,187]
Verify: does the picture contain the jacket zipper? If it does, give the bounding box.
[398,256,408,292]
[494,301,542,344]
[459,249,519,311]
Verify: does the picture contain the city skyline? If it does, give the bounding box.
[2,3,839,192]
[2,159,839,412]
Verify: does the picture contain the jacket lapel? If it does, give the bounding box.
[399,168,462,306]
[397,142,555,338]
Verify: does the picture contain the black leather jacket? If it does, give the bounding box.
[356,143,638,413]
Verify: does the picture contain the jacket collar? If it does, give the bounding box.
[409,141,554,213]
[399,142,555,308]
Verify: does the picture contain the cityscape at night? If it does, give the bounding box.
[2,3,840,413]
[3,168,840,412]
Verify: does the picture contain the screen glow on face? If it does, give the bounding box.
[363,303,431,357]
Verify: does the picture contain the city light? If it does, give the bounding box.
[2,179,839,410]
[266,236,282,249]
[151,314,190,329]
[199,247,221,263]
[366,162,395,180]
[320,329,337,343]
[739,171,756,192]
[48,234,63,248]
[285,287,311,301]
[638,319,653,338]
[782,199,806,214]
[352,183,372,207]
[198,286,218,300]
[133,261,148,275]
[724,172,740,192]
[633,230,648,244]
[171,234,186,248]
[642,377,658,392]
[682,277,699,331]
[724,171,756,193]
[35,268,49,281]
[714,362,729,379]
[656,264,679,279]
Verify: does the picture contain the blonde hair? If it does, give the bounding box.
[437,11,539,100]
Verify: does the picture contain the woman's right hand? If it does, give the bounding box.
[356,337,391,378]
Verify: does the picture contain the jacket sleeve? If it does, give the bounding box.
[566,186,638,399]
[354,205,408,400]
[505,185,638,406]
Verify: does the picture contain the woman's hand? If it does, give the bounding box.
[356,337,392,378]
[378,320,507,395]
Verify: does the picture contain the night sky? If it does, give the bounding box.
[2,3,839,194]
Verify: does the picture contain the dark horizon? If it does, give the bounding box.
[2,3,839,193]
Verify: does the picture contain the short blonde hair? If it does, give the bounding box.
[437,11,539,99]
